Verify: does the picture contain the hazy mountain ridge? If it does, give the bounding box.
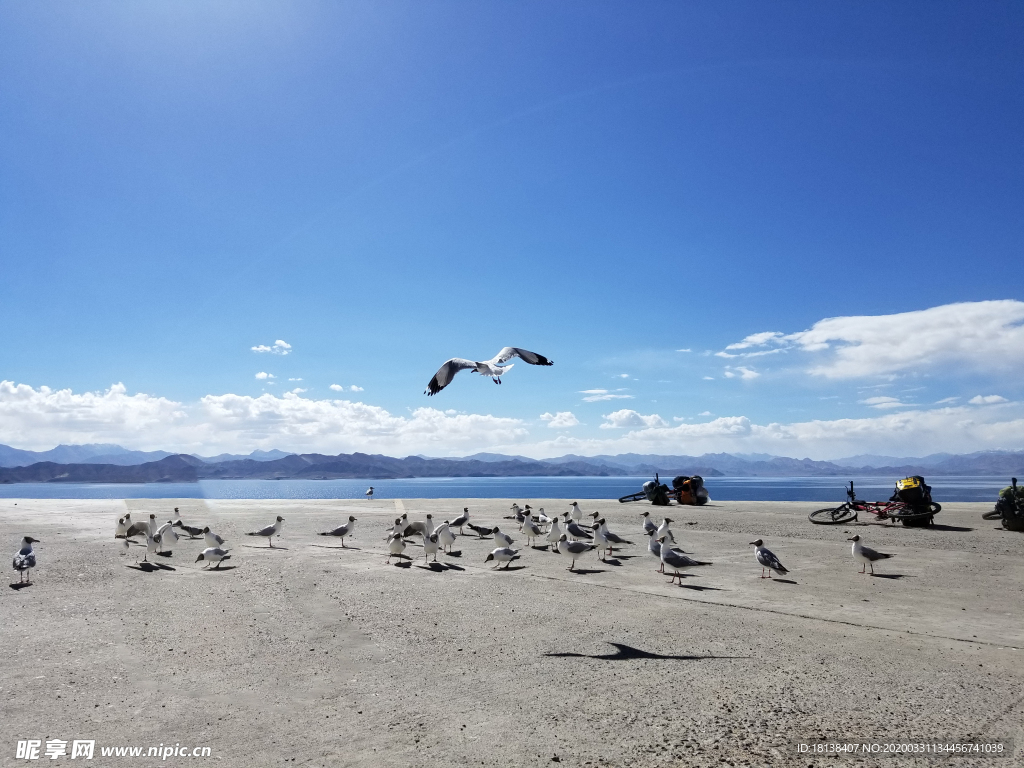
[0,444,1021,483]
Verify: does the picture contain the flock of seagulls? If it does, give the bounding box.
[12,501,899,585]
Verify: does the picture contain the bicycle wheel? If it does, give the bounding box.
[896,502,939,526]
[809,505,857,525]
[618,492,648,503]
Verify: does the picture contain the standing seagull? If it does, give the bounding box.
[12,537,39,584]
[424,347,553,396]
[659,536,712,584]
[485,547,519,569]
[562,513,593,541]
[196,547,231,569]
[365,487,374,501]
[848,535,894,575]
[246,516,285,547]
[749,539,788,579]
[450,508,470,535]
[556,534,596,572]
[639,511,657,536]
[545,518,563,551]
[319,516,358,547]
[203,527,227,548]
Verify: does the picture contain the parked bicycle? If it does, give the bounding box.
[981,477,1024,531]
[809,479,940,526]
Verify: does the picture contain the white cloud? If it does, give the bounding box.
[579,389,634,402]
[676,348,692,353]
[969,395,1008,405]
[859,396,915,410]
[329,384,343,391]
[600,409,668,429]
[934,397,959,404]
[540,411,580,429]
[615,374,630,379]
[350,385,364,392]
[698,411,712,416]
[721,301,1024,379]
[723,366,760,380]
[290,387,307,394]
[251,340,292,355]
[3,380,1023,460]
[702,376,714,381]
[288,378,303,382]
[0,381,185,451]
[255,372,274,380]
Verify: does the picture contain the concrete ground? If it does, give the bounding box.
[2,497,1022,767]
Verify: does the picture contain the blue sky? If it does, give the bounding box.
[1,2,1022,458]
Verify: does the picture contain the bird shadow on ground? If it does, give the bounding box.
[9,582,32,590]
[870,573,909,579]
[769,578,798,585]
[201,565,237,572]
[415,562,464,572]
[600,558,623,566]
[310,544,361,550]
[674,583,724,592]
[445,551,463,558]
[613,554,639,560]
[126,562,176,572]
[531,545,551,551]
[491,565,527,572]
[544,643,746,662]
[241,545,289,550]
[392,560,413,568]
[927,524,974,532]
[568,568,606,575]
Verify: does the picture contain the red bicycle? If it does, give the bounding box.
[809,481,940,526]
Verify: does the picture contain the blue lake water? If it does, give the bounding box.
[0,476,1008,502]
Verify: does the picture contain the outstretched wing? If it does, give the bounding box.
[425,358,477,396]
[491,347,554,366]
[756,547,787,572]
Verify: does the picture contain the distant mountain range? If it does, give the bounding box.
[0,443,1021,483]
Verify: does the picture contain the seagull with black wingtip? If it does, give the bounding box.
[174,520,204,539]
[561,512,593,541]
[424,346,553,396]
[196,547,231,569]
[848,535,894,575]
[659,535,712,585]
[319,516,358,547]
[749,539,788,579]
[485,547,518,569]
[204,527,227,548]
[556,534,596,571]
[246,516,285,547]
[639,510,657,536]
[12,536,39,584]
[449,508,470,535]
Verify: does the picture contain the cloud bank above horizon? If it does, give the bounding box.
[1,379,1020,460]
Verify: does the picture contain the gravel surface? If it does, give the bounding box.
[2,497,1022,767]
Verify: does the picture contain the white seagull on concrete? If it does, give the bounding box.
[12,536,39,584]
[424,347,553,396]
[750,539,788,579]
[246,516,285,547]
[485,547,519,569]
[196,547,231,569]
[204,527,227,548]
[365,486,374,500]
[848,535,894,575]
[319,516,358,547]
[659,536,712,584]
[556,534,596,571]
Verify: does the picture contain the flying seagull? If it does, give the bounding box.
[848,535,894,575]
[749,539,788,579]
[424,347,553,396]
[12,536,39,584]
